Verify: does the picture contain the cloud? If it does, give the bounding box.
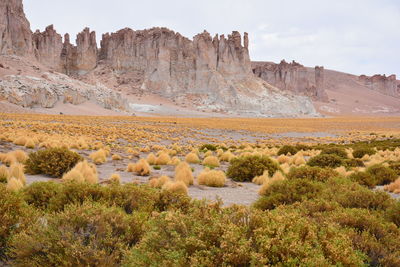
[24,0,400,77]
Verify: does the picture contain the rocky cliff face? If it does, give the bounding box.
[359,74,399,98]
[0,0,320,117]
[0,0,32,56]
[251,60,328,102]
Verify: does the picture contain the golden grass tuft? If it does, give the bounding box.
[292,155,306,166]
[112,154,122,160]
[156,152,171,165]
[204,151,213,157]
[149,175,171,188]
[197,169,226,187]
[384,178,400,194]
[277,155,290,164]
[185,152,200,164]
[146,153,157,165]
[202,156,220,167]
[9,163,26,185]
[89,149,107,165]
[169,156,181,166]
[162,181,188,195]
[13,136,27,146]
[258,171,285,195]
[109,173,121,184]
[220,151,235,162]
[252,170,270,185]
[62,160,98,184]
[24,138,36,149]
[0,165,9,181]
[132,159,151,176]
[175,162,194,186]
[6,177,24,192]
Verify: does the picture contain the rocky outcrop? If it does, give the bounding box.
[0,0,32,56]
[0,73,129,110]
[0,0,319,117]
[251,60,328,102]
[32,25,63,69]
[359,74,400,98]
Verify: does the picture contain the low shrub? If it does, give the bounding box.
[200,144,218,152]
[349,171,376,188]
[307,154,343,168]
[254,179,324,210]
[388,161,400,175]
[227,155,280,182]
[366,164,397,185]
[287,166,338,182]
[9,202,143,266]
[22,181,62,210]
[25,148,82,178]
[343,158,365,168]
[352,147,376,158]
[321,147,348,158]
[277,145,298,156]
[258,171,285,195]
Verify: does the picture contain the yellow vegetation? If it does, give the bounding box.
[112,154,122,160]
[162,181,188,195]
[9,163,26,185]
[109,173,121,184]
[0,165,9,181]
[6,177,24,192]
[202,156,220,167]
[149,175,171,188]
[197,169,226,187]
[185,152,200,164]
[62,160,98,184]
[175,162,194,186]
[252,170,270,185]
[132,159,151,176]
[156,152,171,165]
[146,153,157,165]
[258,171,285,195]
[89,149,107,164]
[384,178,400,194]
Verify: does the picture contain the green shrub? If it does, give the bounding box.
[366,164,397,185]
[343,158,365,168]
[23,182,63,210]
[287,166,338,182]
[385,201,400,227]
[388,161,400,175]
[254,179,324,210]
[199,144,217,151]
[0,184,37,260]
[277,145,298,156]
[153,165,161,170]
[307,154,343,168]
[25,148,82,178]
[227,155,280,182]
[352,147,376,158]
[9,202,143,266]
[349,171,376,188]
[321,147,348,158]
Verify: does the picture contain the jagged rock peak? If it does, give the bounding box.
[0,0,33,56]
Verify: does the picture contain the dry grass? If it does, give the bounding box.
[175,162,194,186]
[220,151,235,162]
[146,153,157,165]
[9,163,26,185]
[6,177,24,192]
[24,138,35,149]
[384,178,400,194]
[169,156,181,166]
[156,152,171,165]
[149,175,171,188]
[111,154,122,160]
[185,152,200,164]
[258,171,285,195]
[202,156,220,167]
[0,165,9,181]
[252,170,270,185]
[132,159,151,176]
[89,149,107,165]
[109,173,121,184]
[62,160,98,184]
[161,181,188,195]
[277,155,290,164]
[197,169,226,187]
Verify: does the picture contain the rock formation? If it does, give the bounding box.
[0,0,33,56]
[359,74,400,98]
[251,60,328,102]
[0,0,320,117]
[0,71,128,110]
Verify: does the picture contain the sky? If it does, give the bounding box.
[24,0,400,77]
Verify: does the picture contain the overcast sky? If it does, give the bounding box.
[24,0,400,77]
